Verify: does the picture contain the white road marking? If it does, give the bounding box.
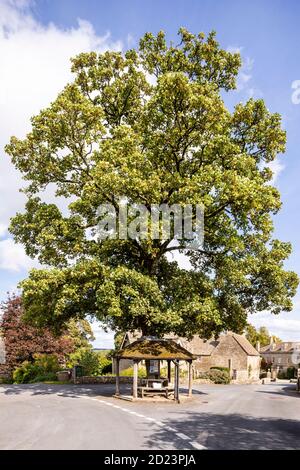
[191,441,207,450]
[175,432,190,440]
[73,392,208,450]
[165,426,177,432]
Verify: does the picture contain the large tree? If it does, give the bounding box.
[0,296,95,371]
[0,296,73,371]
[245,324,281,348]
[6,29,298,338]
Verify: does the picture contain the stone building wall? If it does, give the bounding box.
[75,375,133,384]
[193,334,248,372]
[262,352,295,371]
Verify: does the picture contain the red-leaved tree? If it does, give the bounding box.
[0,295,74,373]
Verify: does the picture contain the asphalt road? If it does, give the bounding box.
[0,382,299,450]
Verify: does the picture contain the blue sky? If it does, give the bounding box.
[1,0,300,346]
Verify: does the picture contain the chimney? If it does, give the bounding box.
[270,336,275,351]
[256,341,260,352]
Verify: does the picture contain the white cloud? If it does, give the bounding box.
[0,0,122,273]
[227,45,263,98]
[249,311,300,341]
[237,56,254,92]
[227,45,243,54]
[91,322,115,349]
[0,224,7,238]
[267,157,285,184]
[0,237,39,271]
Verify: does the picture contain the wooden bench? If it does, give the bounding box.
[137,386,175,399]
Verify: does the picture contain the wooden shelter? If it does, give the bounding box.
[113,337,195,402]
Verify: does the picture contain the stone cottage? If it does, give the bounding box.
[117,331,261,383]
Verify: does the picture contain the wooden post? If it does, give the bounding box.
[115,358,120,396]
[174,360,180,403]
[188,360,193,397]
[228,358,232,379]
[167,360,171,383]
[174,361,177,401]
[133,360,138,399]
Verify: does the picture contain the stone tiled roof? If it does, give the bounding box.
[230,333,260,356]
[166,334,219,356]
[121,331,259,357]
[114,338,195,360]
[260,341,300,354]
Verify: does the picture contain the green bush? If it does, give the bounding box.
[277,370,287,379]
[287,367,296,380]
[207,369,230,384]
[0,376,13,384]
[210,366,230,373]
[13,362,41,384]
[33,354,60,373]
[12,354,62,384]
[98,356,112,375]
[67,348,101,376]
[120,366,147,378]
[30,372,57,383]
[195,371,208,380]
[67,348,113,376]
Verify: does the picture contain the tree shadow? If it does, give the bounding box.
[144,411,300,450]
[0,383,132,398]
[179,387,208,396]
[256,386,299,398]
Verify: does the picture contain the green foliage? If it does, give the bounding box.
[30,372,57,383]
[6,28,298,338]
[120,366,147,378]
[196,369,230,384]
[0,377,14,384]
[207,369,230,384]
[98,355,112,375]
[245,324,282,348]
[287,367,296,380]
[66,319,95,350]
[261,357,272,371]
[12,354,62,384]
[33,353,60,373]
[67,348,112,376]
[114,332,124,350]
[67,348,100,376]
[277,370,287,379]
[13,362,41,384]
[210,366,229,373]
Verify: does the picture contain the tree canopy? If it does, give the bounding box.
[6,28,298,338]
[0,296,95,371]
[0,296,73,371]
[245,324,282,348]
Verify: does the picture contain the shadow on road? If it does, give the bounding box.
[0,383,132,398]
[256,386,299,398]
[145,410,300,450]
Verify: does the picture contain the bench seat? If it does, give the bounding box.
[137,386,175,399]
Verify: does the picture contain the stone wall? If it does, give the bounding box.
[247,355,261,380]
[193,335,248,373]
[75,375,134,384]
